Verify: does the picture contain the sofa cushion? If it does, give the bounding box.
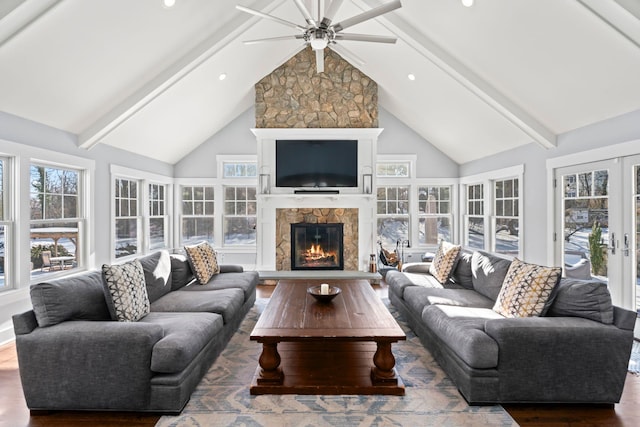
[429,241,461,284]
[30,271,111,327]
[471,251,512,301]
[150,288,244,324]
[421,305,502,369]
[402,287,495,315]
[140,312,224,374]
[493,258,561,318]
[184,241,220,284]
[178,271,258,302]
[385,270,419,300]
[170,254,195,290]
[450,251,474,289]
[546,279,614,324]
[138,250,172,303]
[102,259,150,322]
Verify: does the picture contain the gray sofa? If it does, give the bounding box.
[12,250,258,413]
[387,249,636,404]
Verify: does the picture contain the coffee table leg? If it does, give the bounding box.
[257,341,284,385]
[371,340,398,385]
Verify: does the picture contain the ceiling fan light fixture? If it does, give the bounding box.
[309,30,328,50]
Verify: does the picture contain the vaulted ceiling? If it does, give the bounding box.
[1,0,639,164]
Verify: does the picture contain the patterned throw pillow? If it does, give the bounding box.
[184,241,220,284]
[493,258,562,318]
[428,241,461,284]
[102,259,150,322]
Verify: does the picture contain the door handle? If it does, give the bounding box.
[609,232,616,255]
[623,233,630,257]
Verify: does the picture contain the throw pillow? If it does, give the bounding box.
[102,259,150,322]
[184,241,220,284]
[546,278,613,324]
[470,251,512,301]
[493,258,562,318]
[428,241,461,284]
[138,250,173,303]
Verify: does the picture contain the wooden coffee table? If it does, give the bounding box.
[250,279,406,395]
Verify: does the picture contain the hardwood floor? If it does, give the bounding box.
[1,283,638,427]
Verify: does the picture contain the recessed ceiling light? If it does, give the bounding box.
[163,0,176,8]
[219,73,227,81]
[407,74,416,81]
[462,0,474,7]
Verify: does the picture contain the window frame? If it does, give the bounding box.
[29,162,84,277]
[179,183,216,247]
[110,165,173,261]
[222,184,257,247]
[148,182,169,251]
[0,156,13,291]
[417,184,454,246]
[460,165,524,257]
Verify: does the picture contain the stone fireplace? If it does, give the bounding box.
[253,128,381,272]
[275,208,358,271]
[290,223,344,270]
[251,45,382,273]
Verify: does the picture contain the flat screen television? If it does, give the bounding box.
[275,140,358,188]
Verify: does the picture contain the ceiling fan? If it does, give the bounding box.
[236,0,402,73]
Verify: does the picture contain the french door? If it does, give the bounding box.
[623,155,640,338]
[555,157,639,338]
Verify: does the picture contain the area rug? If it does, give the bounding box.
[630,340,640,375]
[156,299,517,427]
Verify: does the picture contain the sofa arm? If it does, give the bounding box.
[220,264,243,273]
[12,310,38,335]
[15,320,164,410]
[484,317,633,402]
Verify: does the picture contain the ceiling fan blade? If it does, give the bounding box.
[328,43,365,66]
[331,0,401,32]
[243,35,305,45]
[321,0,343,28]
[334,33,397,43]
[236,5,306,31]
[293,0,317,27]
[316,48,325,73]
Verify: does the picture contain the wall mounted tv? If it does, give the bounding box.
[276,139,358,188]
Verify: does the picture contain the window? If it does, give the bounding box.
[30,164,82,275]
[181,185,214,245]
[148,183,168,250]
[223,186,256,245]
[377,186,409,247]
[418,186,452,245]
[376,162,410,178]
[114,178,140,258]
[223,161,257,178]
[466,183,484,249]
[0,158,11,289]
[494,178,519,255]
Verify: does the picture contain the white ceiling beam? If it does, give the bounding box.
[78,0,286,150]
[577,0,640,49]
[0,0,61,48]
[355,0,557,150]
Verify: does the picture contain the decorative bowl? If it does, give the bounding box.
[307,285,341,303]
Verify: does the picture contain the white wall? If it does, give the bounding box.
[459,108,640,264]
[0,111,174,344]
[377,109,459,178]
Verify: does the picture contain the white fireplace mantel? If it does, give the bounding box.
[252,128,383,271]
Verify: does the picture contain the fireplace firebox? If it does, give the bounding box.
[291,223,344,270]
